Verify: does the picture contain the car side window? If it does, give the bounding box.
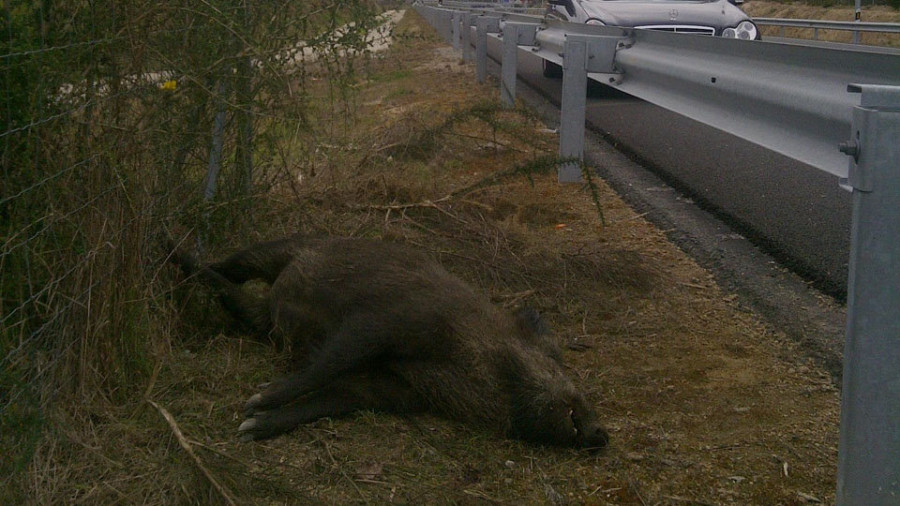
[549,0,577,18]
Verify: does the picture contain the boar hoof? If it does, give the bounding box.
[238,414,279,441]
[238,418,259,442]
[245,393,264,411]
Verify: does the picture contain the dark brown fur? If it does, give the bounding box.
[171,236,609,449]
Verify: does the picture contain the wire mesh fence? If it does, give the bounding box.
[1,0,387,494]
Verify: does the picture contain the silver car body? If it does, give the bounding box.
[547,0,756,37]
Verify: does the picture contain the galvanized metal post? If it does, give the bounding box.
[501,23,520,107]
[462,13,475,62]
[433,8,451,43]
[451,11,461,51]
[836,84,900,505]
[558,39,588,183]
[204,79,228,201]
[476,17,490,83]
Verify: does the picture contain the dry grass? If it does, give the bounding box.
[11,10,843,505]
[745,0,900,46]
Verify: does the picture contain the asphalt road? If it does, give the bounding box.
[490,39,853,298]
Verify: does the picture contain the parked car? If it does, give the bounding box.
[543,0,759,76]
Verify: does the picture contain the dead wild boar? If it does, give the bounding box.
[171,236,609,449]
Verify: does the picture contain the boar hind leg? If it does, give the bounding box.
[239,372,423,441]
[208,236,300,285]
[171,247,271,332]
[202,268,272,333]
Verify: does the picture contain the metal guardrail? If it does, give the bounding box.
[536,20,899,179]
[755,16,900,43]
[437,0,544,16]
[415,5,900,505]
[426,7,900,179]
[427,1,900,45]
[756,17,900,35]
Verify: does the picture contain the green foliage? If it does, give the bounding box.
[580,162,607,226]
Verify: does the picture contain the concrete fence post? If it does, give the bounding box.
[558,39,589,183]
[836,84,900,505]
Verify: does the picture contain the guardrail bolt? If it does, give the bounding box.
[839,139,860,161]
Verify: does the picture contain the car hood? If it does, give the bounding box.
[580,0,750,29]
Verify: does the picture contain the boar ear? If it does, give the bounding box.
[514,306,550,336]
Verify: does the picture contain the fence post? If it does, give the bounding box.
[558,39,588,183]
[204,79,228,201]
[501,23,520,107]
[836,84,900,505]
[235,0,254,195]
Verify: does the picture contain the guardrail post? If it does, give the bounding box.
[475,16,499,84]
[476,17,488,82]
[836,84,900,505]
[451,11,461,51]
[558,39,588,183]
[435,8,453,43]
[501,24,520,107]
[500,22,539,109]
[463,13,475,62]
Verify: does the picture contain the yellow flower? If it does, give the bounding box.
[160,80,177,91]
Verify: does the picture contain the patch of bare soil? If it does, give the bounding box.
[745,1,900,46]
[34,10,840,505]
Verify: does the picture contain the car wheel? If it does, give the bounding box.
[542,59,563,78]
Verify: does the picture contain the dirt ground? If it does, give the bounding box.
[33,10,844,505]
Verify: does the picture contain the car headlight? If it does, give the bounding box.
[722,21,758,40]
[585,18,606,26]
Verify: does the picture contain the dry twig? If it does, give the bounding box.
[147,399,238,506]
[662,495,718,506]
[320,437,366,499]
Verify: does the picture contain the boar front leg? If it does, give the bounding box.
[239,370,424,441]
[244,312,400,412]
